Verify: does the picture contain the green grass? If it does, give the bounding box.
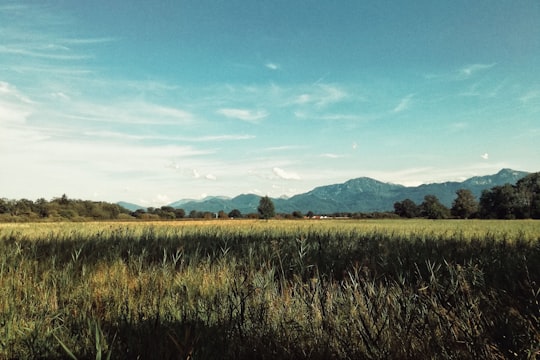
[0,219,539,359]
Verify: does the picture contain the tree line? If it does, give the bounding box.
[1,172,538,222]
[0,194,273,222]
[394,172,540,219]
[0,194,130,222]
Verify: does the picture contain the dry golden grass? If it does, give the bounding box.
[0,219,538,359]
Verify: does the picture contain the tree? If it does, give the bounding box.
[451,189,478,219]
[132,209,147,218]
[228,209,242,218]
[394,199,420,218]
[479,184,517,219]
[58,194,70,206]
[0,198,10,214]
[174,208,186,219]
[514,172,540,219]
[420,195,450,219]
[257,196,275,219]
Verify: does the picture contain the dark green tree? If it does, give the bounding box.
[514,172,540,219]
[257,196,275,219]
[35,198,49,218]
[174,208,186,219]
[0,198,10,214]
[451,189,478,219]
[58,194,70,206]
[228,209,242,218]
[394,199,420,218]
[158,206,176,219]
[479,184,518,219]
[132,209,147,218]
[420,195,450,219]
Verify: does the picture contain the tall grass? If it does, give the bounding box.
[0,220,538,359]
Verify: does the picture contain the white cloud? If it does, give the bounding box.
[292,84,347,108]
[0,44,89,60]
[317,85,347,106]
[217,108,268,122]
[138,194,172,208]
[320,153,343,159]
[0,101,31,124]
[192,169,217,181]
[273,167,301,180]
[0,81,33,103]
[83,131,254,143]
[295,94,311,104]
[393,94,414,113]
[265,62,279,70]
[50,92,70,101]
[62,101,196,126]
[459,63,496,77]
[192,134,255,142]
[61,37,119,45]
[481,153,489,160]
[0,82,33,124]
[519,90,540,103]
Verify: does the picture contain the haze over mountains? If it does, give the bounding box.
[119,169,528,214]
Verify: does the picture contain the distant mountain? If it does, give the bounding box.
[280,177,406,213]
[121,169,530,214]
[168,196,231,208]
[174,194,262,215]
[117,201,145,212]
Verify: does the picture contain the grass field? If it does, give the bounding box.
[1,219,539,359]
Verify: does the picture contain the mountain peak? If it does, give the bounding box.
[121,169,532,214]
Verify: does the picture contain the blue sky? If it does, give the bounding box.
[1,1,539,206]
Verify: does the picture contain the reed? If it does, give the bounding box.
[0,220,538,359]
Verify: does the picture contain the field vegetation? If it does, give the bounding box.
[1,219,539,359]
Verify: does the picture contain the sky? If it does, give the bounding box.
[1,0,539,207]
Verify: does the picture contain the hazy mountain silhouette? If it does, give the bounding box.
[120,169,529,214]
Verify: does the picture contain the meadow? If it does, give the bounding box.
[0,219,538,359]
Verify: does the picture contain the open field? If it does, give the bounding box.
[1,219,539,359]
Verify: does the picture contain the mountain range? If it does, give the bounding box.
[119,169,529,214]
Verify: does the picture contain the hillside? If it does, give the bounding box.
[158,168,528,214]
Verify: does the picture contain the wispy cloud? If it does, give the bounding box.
[265,62,279,70]
[0,44,89,60]
[292,84,347,108]
[519,90,540,103]
[0,81,33,104]
[61,37,119,45]
[217,108,268,123]
[273,167,301,180]
[0,81,33,125]
[293,110,368,122]
[262,145,305,152]
[320,153,344,159]
[459,63,496,77]
[393,94,414,113]
[60,101,196,126]
[424,63,497,82]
